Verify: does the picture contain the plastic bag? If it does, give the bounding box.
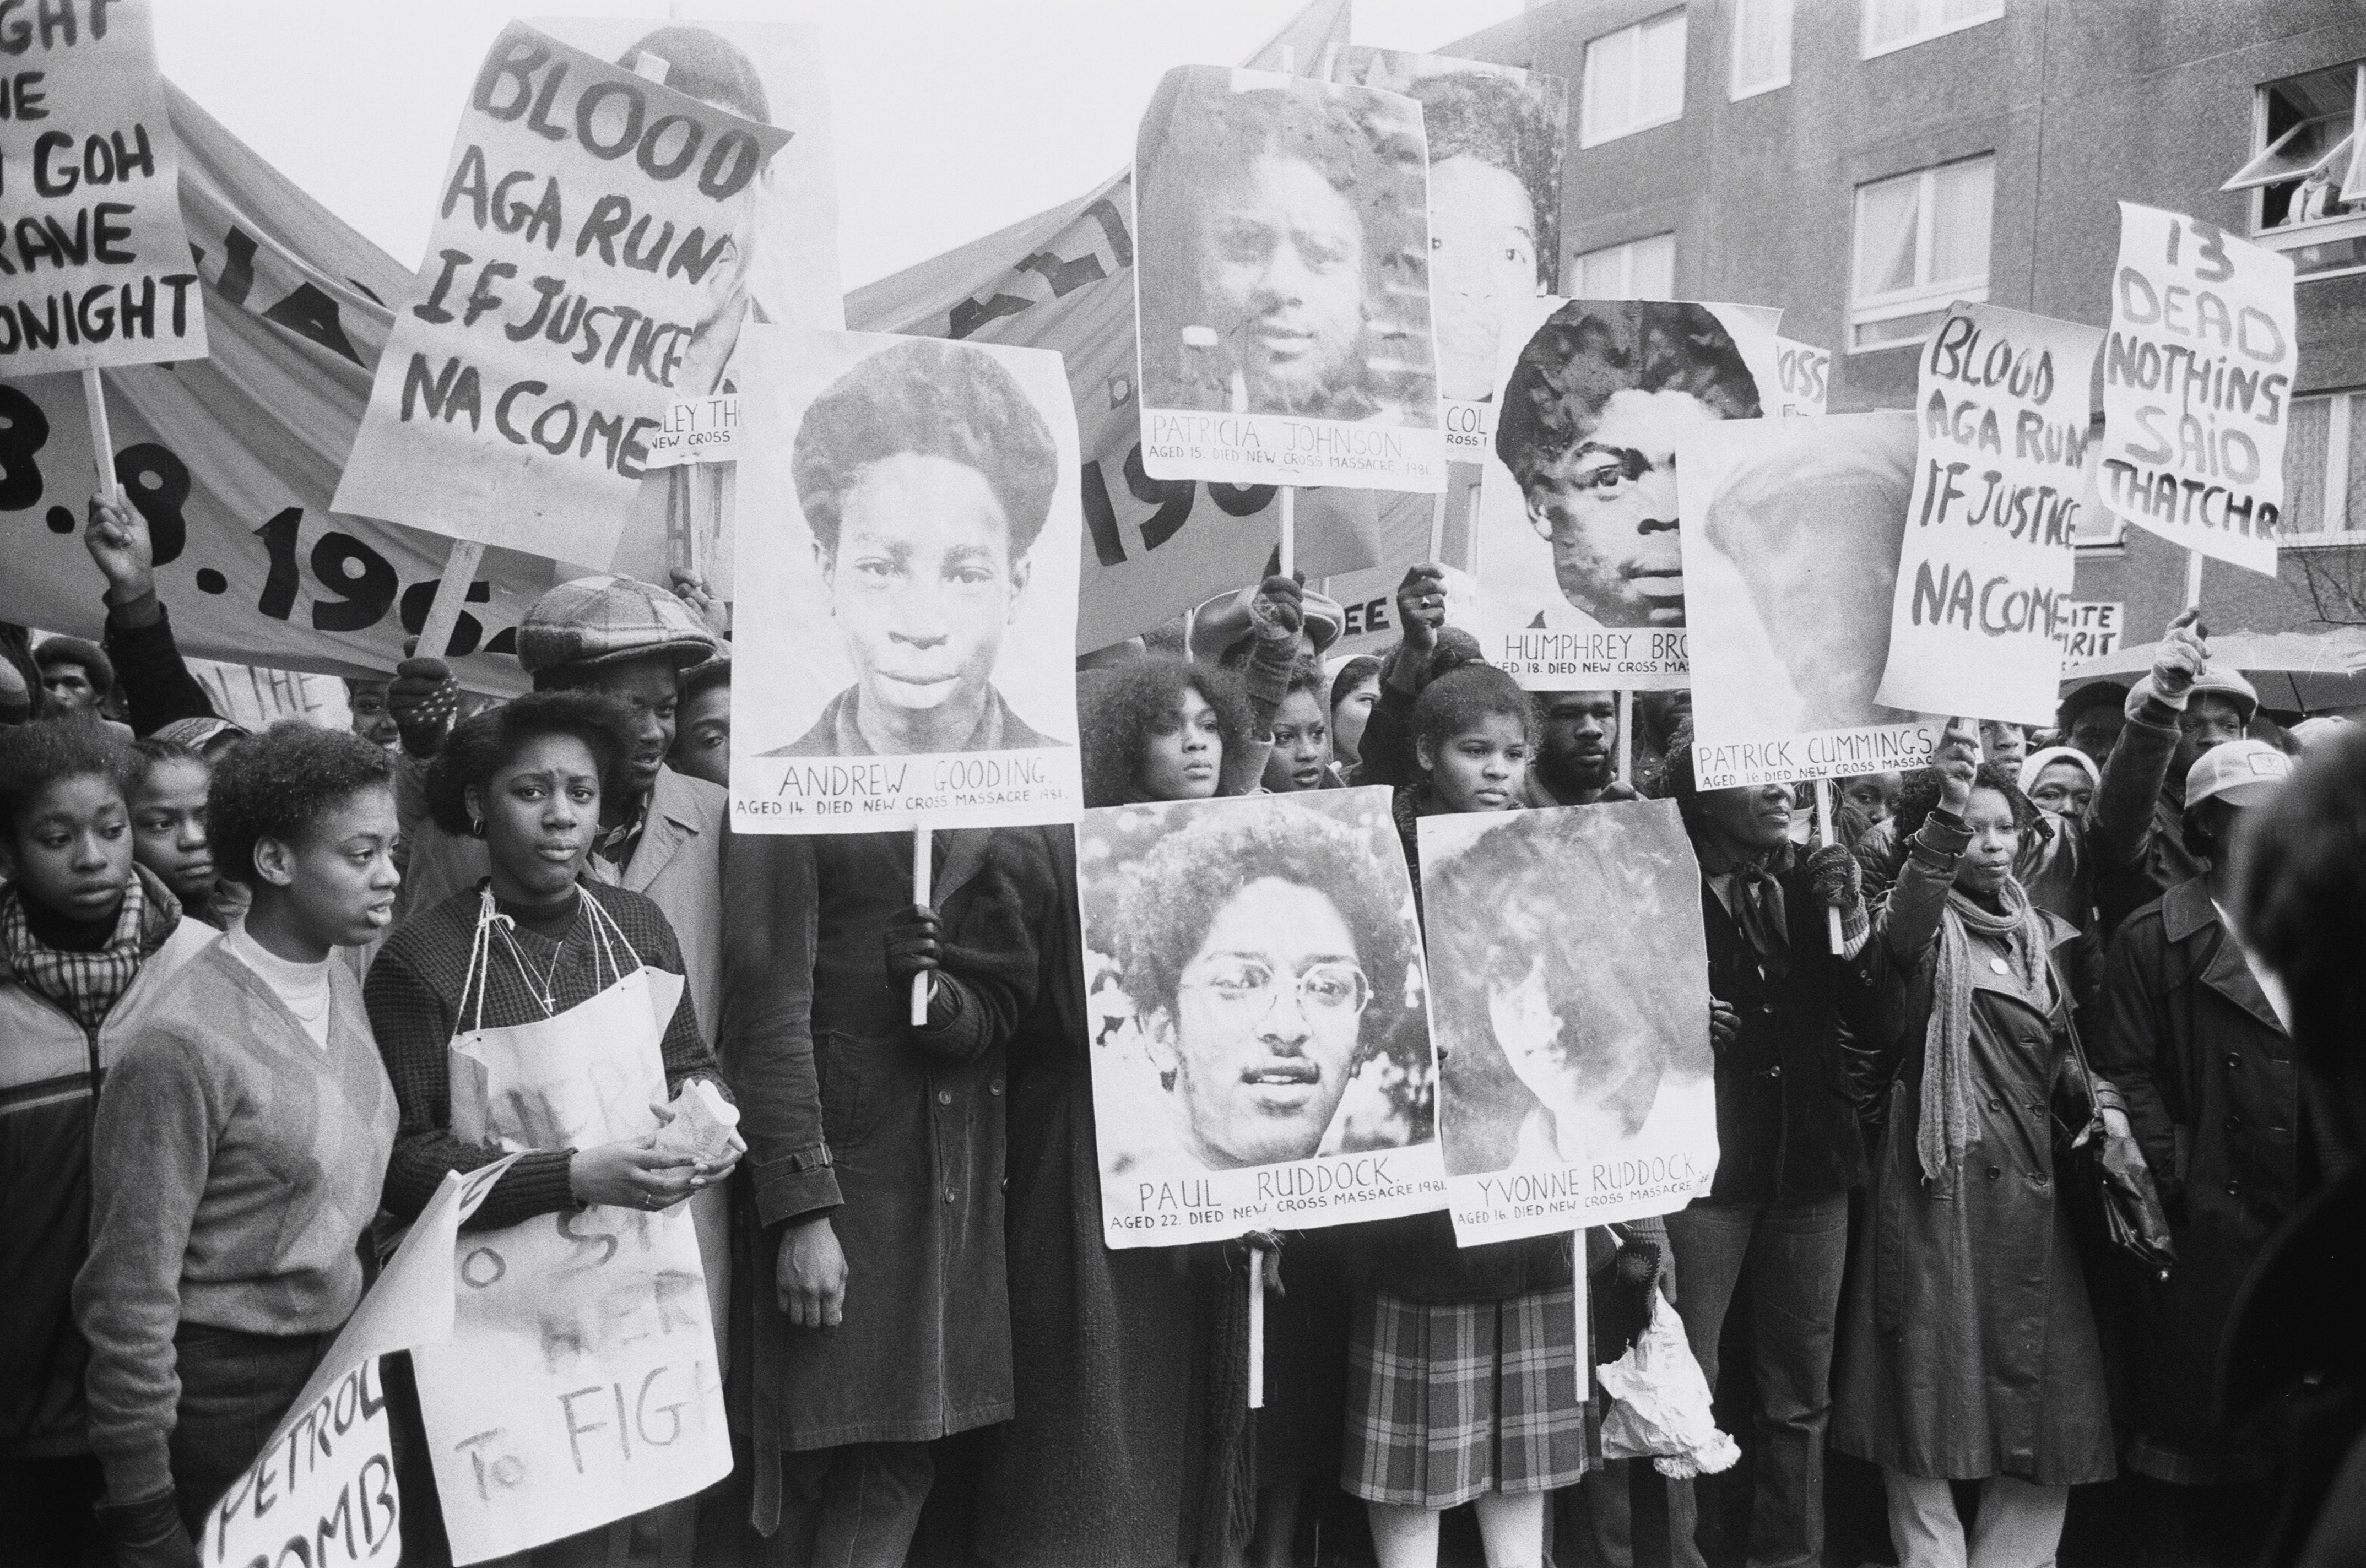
[1595,1294,1741,1479]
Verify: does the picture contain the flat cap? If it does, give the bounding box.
[515,574,717,677]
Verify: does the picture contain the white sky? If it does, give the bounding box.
[156,1,1525,292]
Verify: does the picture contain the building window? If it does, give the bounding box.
[1848,156,1993,350]
[1580,9,1687,148]
[1573,233,1676,299]
[1730,0,1793,99]
[2283,392,2366,536]
[1861,0,2002,58]
[2224,61,2366,282]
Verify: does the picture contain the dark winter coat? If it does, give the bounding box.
[1832,812,2115,1486]
[1696,858,1874,1205]
[2094,876,2330,1471]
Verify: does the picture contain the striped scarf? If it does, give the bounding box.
[0,867,175,1033]
[1918,878,2053,1184]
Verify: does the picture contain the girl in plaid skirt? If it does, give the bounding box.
[1341,665,1650,1568]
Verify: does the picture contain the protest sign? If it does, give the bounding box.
[643,391,739,468]
[2099,202,2297,577]
[414,966,728,1563]
[1420,800,1715,1241]
[1340,47,1566,457]
[197,1159,515,1568]
[1772,337,1829,416]
[1133,65,1445,493]
[1471,296,1779,690]
[1681,410,1940,789]
[2058,599,2123,660]
[1080,790,1445,1247]
[334,21,817,565]
[0,0,206,375]
[729,325,1082,834]
[1876,302,2104,728]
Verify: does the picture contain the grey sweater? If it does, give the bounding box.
[74,942,398,1502]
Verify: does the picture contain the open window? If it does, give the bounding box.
[2227,61,2366,280]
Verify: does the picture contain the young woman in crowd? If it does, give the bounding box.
[2015,744,2103,926]
[1262,658,1342,793]
[1329,655,1382,773]
[0,720,215,1565]
[365,692,734,1563]
[1347,661,1643,1568]
[75,725,400,1560]
[126,737,232,931]
[1834,727,2115,1568]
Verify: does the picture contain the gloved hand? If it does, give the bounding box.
[883,904,959,1028]
[1246,574,1304,645]
[388,657,460,758]
[2143,607,2208,712]
[95,1489,197,1568]
[1805,842,1863,914]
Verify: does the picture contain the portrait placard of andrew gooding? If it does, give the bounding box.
[728,325,1084,835]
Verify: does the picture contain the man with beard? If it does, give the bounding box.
[1527,690,1639,807]
[1493,300,1762,631]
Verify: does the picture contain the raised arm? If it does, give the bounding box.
[2087,610,2204,875]
[85,495,218,736]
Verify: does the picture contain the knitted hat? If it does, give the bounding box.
[151,716,251,755]
[515,574,717,677]
[1185,584,1346,665]
[33,636,114,697]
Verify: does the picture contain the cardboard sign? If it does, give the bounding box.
[1080,791,1445,1246]
[415,967,728,1564]
[2057,599,2122,661]
[1470,296,1780,690]
[334,22,805,563]
[1680,411,1939,788]
[0,0,207,374]
[1772,337,1829,417]
[1133,65,1445,493]
[643,391,739,468]
[729,325,1083,834]
[1877,302,2104,727]
[2099,202,2297,577]
[198,1160,516,1568]
[1420,800,1715,1240]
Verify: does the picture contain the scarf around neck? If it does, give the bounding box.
[1919,876,2053,1184]
[0,864,181,1033]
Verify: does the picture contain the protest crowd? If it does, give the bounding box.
[4,8,2365,1568]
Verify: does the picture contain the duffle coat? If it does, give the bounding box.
[1832,812,2115,1486]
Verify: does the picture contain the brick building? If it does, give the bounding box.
[1441,0,2366,668]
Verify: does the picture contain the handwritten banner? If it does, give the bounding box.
[1772,337,1829,417]
[199,1160,515,1568]
[0,0,205,374]
[1877,302,2103,727]
[334,23,793,563]
[2057,599,2122,660]
[2099,202,2296,577]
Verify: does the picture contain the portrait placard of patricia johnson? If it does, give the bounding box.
[729,325,1084,835]
[1470,297,1779,691]
[1417,799,1718,1241]
[1131,64,1447,493]
[1080,790,1448,1247]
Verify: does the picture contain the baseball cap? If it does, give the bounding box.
[2184,737,2291,810]
[515,574,717,677]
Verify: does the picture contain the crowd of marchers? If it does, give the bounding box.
[4,490,2364,1568]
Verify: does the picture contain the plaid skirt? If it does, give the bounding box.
[1342,1285,1596,1509]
